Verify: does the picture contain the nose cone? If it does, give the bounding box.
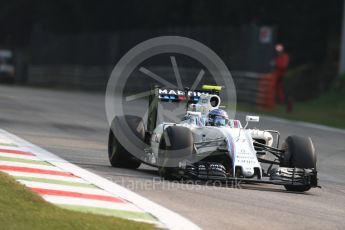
[242,167,254,177]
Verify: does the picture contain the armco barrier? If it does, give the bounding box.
[28,65,276,109]
[28,65,113,90]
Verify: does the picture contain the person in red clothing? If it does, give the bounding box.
[274,43,289,104]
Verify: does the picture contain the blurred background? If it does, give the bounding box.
[0,0,344,128]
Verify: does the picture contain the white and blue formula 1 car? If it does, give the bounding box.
[108,86,318,192]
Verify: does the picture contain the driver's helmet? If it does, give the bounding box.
[208,109,229,126]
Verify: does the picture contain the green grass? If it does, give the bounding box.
[238,89,345,129]
[0,172,156,230]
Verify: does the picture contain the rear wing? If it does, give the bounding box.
[147,85,222,133]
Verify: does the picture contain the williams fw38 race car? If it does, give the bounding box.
[108,86,318,192]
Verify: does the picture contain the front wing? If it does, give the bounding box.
[182,165,318,187]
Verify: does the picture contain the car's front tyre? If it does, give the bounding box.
[281,135,316,192]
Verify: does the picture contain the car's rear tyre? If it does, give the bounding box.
[158,126,193,180]
[108,115,144,169]
[281,135,316,192]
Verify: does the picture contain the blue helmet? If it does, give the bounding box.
[208,109,229,126]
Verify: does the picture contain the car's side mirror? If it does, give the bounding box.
[246,116,260,122]
[244,116,259,128]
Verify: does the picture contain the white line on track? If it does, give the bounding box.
[260,115,345,135]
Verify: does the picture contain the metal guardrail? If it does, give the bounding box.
[28,65,276,108]
[28,65,113,90]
